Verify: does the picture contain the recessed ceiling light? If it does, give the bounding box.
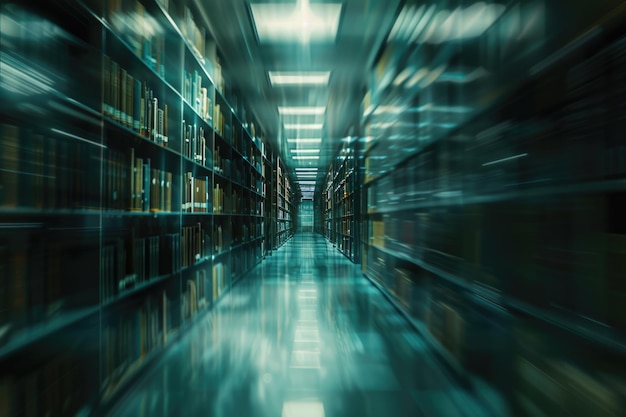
[269,71,331,86]
[250,3,342,44]
[279,107,326,115]
[291,149,320,153]
[287,138,322,144]
[292,155,320,160]
[285,124,323,130]
[296,167,318,171]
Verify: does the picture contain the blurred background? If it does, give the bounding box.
[1,0,626,416]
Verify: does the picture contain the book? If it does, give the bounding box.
[142,158,151,211]
[165,171,172,212]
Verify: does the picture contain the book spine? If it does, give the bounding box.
[165,171,172,212]
[151,97,158,143]
[163,104,168,146]
[133,79,141,131]
[142,159,151,212]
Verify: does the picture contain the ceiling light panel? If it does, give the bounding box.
[268,71,331,85]
[287,138,323,144]
[285,124,323,130]
[292,156,320,160]
[250,3,343,44]
[279,107,326,115]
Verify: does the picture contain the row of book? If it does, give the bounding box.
[183,173,210,213]
[367,255,626,417]
[366,41,626,196]
[181,266,223,322]
[367,197,626,330]
[1,124,101,210]
[103,56,169,146]
[183,69,213,123]
[105,148,173,212]
[181,223,209,268]
[214,146,231,176]
[101,233,180,302]
[180,5,206,65]
[185,179,264,214]
[106,0,167,78]
[183,120,211,165]
[213,224,228,254]
[103,292,169,394]
[213,103,228,138]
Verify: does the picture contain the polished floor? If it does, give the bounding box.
[108,233,499,417]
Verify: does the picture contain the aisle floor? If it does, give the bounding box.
[109,233,498,417]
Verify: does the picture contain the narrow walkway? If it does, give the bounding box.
[109,233,494,417]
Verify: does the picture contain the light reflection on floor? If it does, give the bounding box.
[107,233,494,417]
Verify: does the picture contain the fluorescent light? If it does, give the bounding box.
[279,107,326,115]
[292,156,320,160]
[287,138,322,144]
[291,149,320,154]
[250,3,342,43]
[269,71,331,85]
[285,124,323,130]
[296,167,318,171]
[282,401,325,417]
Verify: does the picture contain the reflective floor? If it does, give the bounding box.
[108,233,498,417]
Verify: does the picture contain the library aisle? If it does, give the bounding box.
[107,233,497,417]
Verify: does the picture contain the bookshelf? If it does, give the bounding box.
[361,1,626,415]
[0,0,286,415]
[323,140,358,262]
[274,155,297,249]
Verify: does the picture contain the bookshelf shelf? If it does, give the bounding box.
[102,272,174,308]
[0,307,99,361]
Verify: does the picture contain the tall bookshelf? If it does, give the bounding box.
[0,0,282,415]
[361,1,626,415]
[274,156,296,249]
[323,140,358,262]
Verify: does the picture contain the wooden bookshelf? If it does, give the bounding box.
[0,0,286,414]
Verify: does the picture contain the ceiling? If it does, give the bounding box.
[192,0,401,196]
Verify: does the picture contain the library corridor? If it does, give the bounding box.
[106,233,494,417]
[3,0,626,416]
